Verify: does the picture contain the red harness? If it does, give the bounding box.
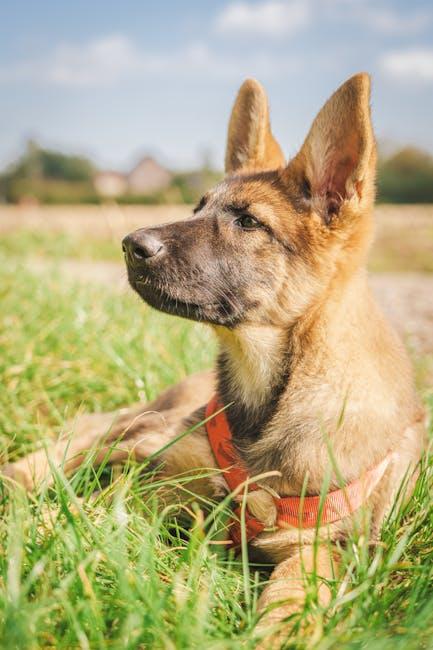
[205,394,393,546]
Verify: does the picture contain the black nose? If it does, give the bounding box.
[122,230,164,263]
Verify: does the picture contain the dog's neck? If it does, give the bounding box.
[217,324,289,406]
[215,322,294,443]
[214,270,370,445]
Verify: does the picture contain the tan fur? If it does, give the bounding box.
[298,73,376,212]
[3,74,426,647]
[255,545,340,648]
[215,323,288,411]
[225,78,285,173]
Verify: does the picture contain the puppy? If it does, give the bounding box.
[5,73,426,643]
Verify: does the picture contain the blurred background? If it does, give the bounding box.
[0,0,432,380]
[1,0,433,205]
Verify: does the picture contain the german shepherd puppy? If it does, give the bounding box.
[5,74,426,642]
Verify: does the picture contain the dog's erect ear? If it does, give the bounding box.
[292,73,376,224]
[225,79,285,174]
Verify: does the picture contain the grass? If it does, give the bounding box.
[0,229,122,262]
[369,224,433,273]
[0,252,432,649]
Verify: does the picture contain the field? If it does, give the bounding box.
[0,204,432,649]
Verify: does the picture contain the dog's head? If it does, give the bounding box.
[123,74,376,328]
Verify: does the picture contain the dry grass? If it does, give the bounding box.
[371,204,433,273]
[1,203,432,273]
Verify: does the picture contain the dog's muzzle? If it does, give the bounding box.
[122,229,165,269]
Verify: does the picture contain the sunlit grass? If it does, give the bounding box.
[0,254,432,649]
[0,229,122,262]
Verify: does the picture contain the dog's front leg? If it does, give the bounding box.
[2,406,219,498]
[255,543,339,648]
[1,408,177,491]
[2,371,215,492]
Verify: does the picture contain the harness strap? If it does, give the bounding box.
[205,394,393,546]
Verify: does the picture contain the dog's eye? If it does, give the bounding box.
[235,214,260,230]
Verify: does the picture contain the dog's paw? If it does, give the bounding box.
[1,460,38,492]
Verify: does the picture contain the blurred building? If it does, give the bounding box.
[93,171,127,198]
[93,156,172,198]
[128,156,172,194]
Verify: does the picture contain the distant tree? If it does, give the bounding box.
[6,140,94,182]
[2,139,432,206]
[0,140,96,203]
[377,147,433,203]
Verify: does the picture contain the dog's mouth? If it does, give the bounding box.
[130,276,218,322]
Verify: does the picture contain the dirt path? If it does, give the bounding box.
[29,257,433,356]
[370,274,433,355]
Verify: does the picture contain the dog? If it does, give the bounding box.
[4,73,426,644]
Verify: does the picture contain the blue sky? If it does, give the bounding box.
[1,0,432,171]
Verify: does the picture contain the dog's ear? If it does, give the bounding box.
[225,78,285,174]
[291,73,376,224]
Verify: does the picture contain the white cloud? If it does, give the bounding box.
[214,1,431,39]
[360,6,431,35]
[381,48,433,83]
[323,0,431,35]
[0,35,142,86]
[215,0,310,38]
[0,34,297,88]
[47,35,141,85]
